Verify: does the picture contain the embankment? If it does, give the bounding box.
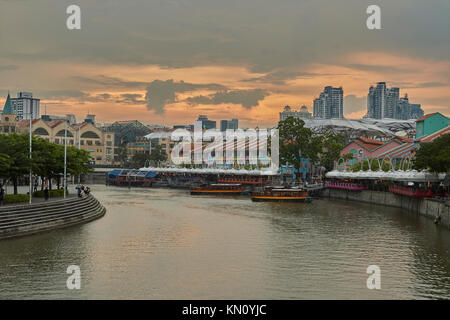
[0,195,106,239]
[321,188,450,227]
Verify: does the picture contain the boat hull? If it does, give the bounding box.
[191,190,243,195]
[251,196,312,202]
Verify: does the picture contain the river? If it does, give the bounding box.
[1,185,450,299]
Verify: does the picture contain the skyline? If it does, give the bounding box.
[1,0,449,127]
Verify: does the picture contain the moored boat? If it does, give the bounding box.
[190,183,244,195]
[251,186,312,202]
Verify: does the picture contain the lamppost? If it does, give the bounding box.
[63,119,68,199]
[29,113,32,204]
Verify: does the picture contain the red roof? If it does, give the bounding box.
[355,137,384,151]
[396,136,413,143]
[17,119,41,127]
[47,120,64,128]
[416,113,438,122]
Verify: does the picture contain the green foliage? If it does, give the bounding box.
[3,194,30,204]
[128,152,151,169]
[414,134,450,173]
[33,189,68,198]
[0,133,91,194]
[319,131,346,171]
[278,117,345,178]
[149,144,168,166]
[0,153,12,178]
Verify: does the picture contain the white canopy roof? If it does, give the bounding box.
[138,167,279,176]
[325,169,442,182]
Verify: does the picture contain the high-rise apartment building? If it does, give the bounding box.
[313,86,343,119]
[10,92,40,120]
[194,115,216,130]
[367,83,423,120]
[220,118,238,131]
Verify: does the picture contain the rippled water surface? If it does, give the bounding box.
[1,185,450,299]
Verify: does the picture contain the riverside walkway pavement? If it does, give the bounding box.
[1,184,82,208]
[0,194,78,208]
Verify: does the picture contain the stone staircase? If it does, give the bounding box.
[0,195,106,239]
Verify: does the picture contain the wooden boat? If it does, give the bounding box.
[251,186,312,202]
[190,183,243,195]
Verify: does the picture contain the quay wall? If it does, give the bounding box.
[322,188,450,228]
[0,195,106,240]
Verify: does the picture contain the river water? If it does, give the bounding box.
[1,185,450,299]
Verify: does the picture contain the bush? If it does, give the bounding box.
[3,194,30,204]
[33,189,69,198]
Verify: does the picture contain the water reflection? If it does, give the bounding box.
[0,185,449,299]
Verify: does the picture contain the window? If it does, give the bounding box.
[81,131,100,139]
[34,127,49,135]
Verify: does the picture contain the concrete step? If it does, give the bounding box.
[0,206,106,239]
[0,196,91,215]
[0,197,98,222]
[0,200,103,230]
[0,196,106,239]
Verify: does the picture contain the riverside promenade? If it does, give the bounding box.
[0,192,106,240]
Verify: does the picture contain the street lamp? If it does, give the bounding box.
[63,119,68,199]
[29,113,32,204]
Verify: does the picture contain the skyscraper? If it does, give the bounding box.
[367,83,424,120]
[194,115,216,130]
[313,86,343,119]
[10,92,40,120]
[386,87,399,119]
[220,118,239,131]
[367,82,386,119]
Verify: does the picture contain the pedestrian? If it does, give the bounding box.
[44,186,49,201]
[0,185,5,206]
[34,179,38,192]
[76,183,82,198]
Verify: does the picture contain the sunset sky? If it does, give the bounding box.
[1,0,449,128]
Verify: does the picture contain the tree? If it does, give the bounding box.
[128,152,151,169]
[319,131,346,171]
[149,144,167,167]
[414,133,450,173]
[0,134,31,194]
[0,153,12,183]
[278,117,322,181]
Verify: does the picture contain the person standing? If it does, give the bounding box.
[0,185,5,206]
[76,183,82,198]
[44,186,49,201]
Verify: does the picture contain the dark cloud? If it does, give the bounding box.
[145,79,226,114]
[71,75,147,89]
[241,70,321,85]
[0,65,18,72]
[186,89,269,109]
[37,90,89,99]
[1,0,449,73]
[346,64,409,73]
[116,93,146,105]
